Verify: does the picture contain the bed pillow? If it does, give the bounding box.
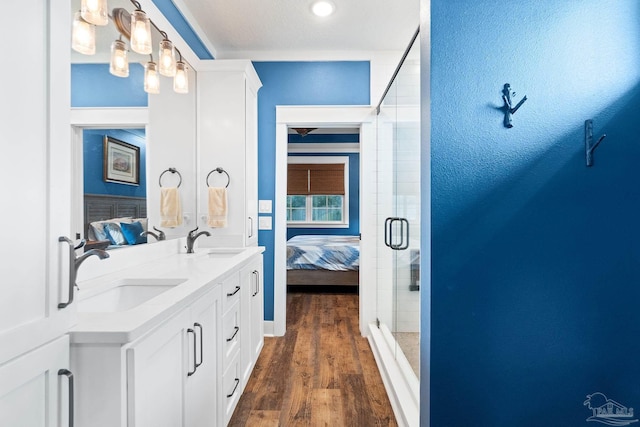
[103,222,127,245]
[90,217,134,241]
[120,221,147,245]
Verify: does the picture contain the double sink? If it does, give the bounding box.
[77,248,246,313]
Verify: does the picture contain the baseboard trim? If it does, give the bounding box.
[368,322,420,427]
[263,320,275,337]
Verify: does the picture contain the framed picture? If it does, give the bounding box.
[103,136,140,185]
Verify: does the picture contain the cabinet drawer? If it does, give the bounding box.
[222,274,241,314]
[222,301,240,367]
[222,352,242,425]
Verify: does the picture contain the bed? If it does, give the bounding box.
[84,194,148,249]
[286,235,360,286]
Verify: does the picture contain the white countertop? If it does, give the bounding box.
[69,246,264,345]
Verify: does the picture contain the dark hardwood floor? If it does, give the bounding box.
[229,288,398,426]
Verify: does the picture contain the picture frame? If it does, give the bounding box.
[103,136,140,185]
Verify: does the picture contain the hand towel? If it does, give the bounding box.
[160,187,183,228]
[207,187,228,228]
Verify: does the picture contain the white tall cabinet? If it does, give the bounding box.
[0,1,73,425]
[197,61,262,247]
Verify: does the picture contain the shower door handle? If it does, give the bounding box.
[386,217,409,250]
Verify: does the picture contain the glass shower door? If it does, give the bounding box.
[375,34,421,382]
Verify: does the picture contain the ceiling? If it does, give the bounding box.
[177,0,420,58]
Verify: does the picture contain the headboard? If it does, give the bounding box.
[84,194,147,239]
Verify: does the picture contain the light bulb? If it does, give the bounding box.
[130,10,152,55]
[81,0,108,26]
[173,61,189,94]
[109,39,129,78]
[311,1,335,17]
[158,39,176,77]
[71,12,95,55]
[144,61,160,94]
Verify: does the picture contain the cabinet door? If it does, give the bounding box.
[186,289,219,427]
[0,336,71,427]
[244,79,258,247]
[0,0,72,366]
[250,257,264,363]
[240,256,264,384]
[127,312,189,427]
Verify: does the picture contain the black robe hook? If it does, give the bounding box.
[502,83,528,128]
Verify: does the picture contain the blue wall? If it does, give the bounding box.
[427,1,640,425]
[286,152,360,240]
[253,61,370,321]
[83,129,147,198]
[71,63,148,107]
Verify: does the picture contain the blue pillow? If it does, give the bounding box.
[120,221,147,245]
[104,222,127,245]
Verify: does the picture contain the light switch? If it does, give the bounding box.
[258,216,272,230]
[259,200,272,214]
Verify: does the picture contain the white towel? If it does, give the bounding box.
[160,187,183,228]
[207,187,228,228]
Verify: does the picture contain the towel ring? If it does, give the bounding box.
[206,167,230,188]
[159,167,182,188]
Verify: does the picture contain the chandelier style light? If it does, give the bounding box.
[71,0,189,94]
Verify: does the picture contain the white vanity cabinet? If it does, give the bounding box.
[240,256,265,385]
[219,253,264,425]
[0,1,73,424]
[73,286,221,427]
[197,61,262,247]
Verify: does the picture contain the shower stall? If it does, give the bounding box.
[368,31,421,427]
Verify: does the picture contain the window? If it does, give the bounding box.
[286,157,349,227]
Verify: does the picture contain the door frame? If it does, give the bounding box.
[272,105,377,336]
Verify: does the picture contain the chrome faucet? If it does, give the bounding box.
[141,226,166,241]
[186,227,211,254]
[58,237,109,309]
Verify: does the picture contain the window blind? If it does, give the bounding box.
[287,163,345,195]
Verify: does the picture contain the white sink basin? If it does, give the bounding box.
[207,248,245,258]
[78,278,187,313]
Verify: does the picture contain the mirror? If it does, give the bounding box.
[70,0,198,248]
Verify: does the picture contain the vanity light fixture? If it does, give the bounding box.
[81,0,108,26]
[158,35,176,77]
[71,11,96,55]
[144,59,160,94]
[109,38,129,77]
[71,0,189,94]
[129,7,152,54]
[311,0,335,17]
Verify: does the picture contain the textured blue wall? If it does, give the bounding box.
[83,129,147,198]
[253,61,370,321]
[428,1,640,425]
[71,64,147,107]
[286,152,360,240]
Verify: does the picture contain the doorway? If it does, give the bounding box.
[272,106,377,337]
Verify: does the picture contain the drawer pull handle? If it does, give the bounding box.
[194,322,203,369]
[226,378,240,398]
[226,326,239,342]
[227,286,240,297]
[252,270,260,297]
[187,328,197,376]
[58,369,74,427]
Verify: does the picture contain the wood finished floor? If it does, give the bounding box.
[229,289,398,427]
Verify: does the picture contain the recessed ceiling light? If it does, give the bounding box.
[311,1,335,17]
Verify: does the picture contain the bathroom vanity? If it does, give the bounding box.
[70,246,264,427]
